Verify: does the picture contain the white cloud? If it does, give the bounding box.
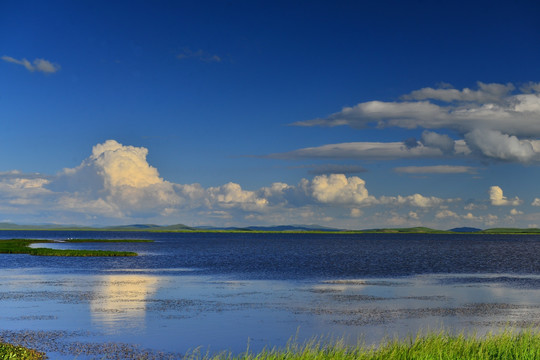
[287,82,540,163]
[435,210,459,219]
[350,208,363,217]
[484,214,499,226]
[379,193,450,208]
[292,100,444,129]
[292,86,540,138]
[532,198,540,206]
[464,129,537,162]
[520,82,540,93]
[0,140,518,228]
[2,55,60,73]
[510,208,523,215]
[0,172,52,206]
[420,131,456,154]
[207,182,268,211]
[463,212,481,221]
[57,196,122,218]
[401,82,515,103]
[489,186,522,206]
[310,174,375,205]
[91,140,163,188]
[269,141,470,160]
[394,165,477,174]
[54,140,181,215]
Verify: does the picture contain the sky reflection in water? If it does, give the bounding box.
[3,270,540,357]
[3,232,540,358]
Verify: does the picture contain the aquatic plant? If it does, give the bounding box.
[0,239,138,257]
[0,343,46,360]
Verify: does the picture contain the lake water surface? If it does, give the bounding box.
[2,231,540,359]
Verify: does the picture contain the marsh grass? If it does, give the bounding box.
[0,239,138,257]
[0,343,46,360]
[185,329,540,360]
[3,329,540,359]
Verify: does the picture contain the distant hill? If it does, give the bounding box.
[0,222,194,231]
[2,222,540,234]
[243,224,341,232]
[103,223,194,231]
[449,227,482,233]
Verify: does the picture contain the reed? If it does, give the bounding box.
[195,329,540,360]
[3,329,540,359]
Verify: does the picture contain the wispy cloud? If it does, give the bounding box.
[269,140,471,160]
[291,164,367,175]
[394,165,477,174]
[176,48,221,63]
[401,82,515,103]
[2,56,61,73]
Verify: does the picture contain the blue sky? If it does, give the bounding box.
[2,0,540,229]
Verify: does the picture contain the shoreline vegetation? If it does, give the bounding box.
[3,329,540,359]
[0,239,150,257]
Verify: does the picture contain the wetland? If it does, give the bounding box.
[2,231,540,359]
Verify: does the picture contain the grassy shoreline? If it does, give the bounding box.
[0,343,45,360]
[4,329,540,359]
[0,239,148,257]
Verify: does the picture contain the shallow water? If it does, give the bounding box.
[2,231,540,358]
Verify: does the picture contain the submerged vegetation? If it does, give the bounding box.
[0,239,145,257]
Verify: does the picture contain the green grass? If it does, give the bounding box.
[480,228,540,234]
[0,239,140,257]
[0,343,46,360]
[3,329,540,359]
[186,330,540,360]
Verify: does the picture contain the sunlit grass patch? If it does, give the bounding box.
[0,239,139,257]
[0,342,46,360]
[185,329,540,360]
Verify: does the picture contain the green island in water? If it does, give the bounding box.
[0,239,151,257]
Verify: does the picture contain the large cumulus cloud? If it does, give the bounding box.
[55,140,181,216]
[489,186,522,206]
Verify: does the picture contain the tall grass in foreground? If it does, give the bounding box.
[4,329,540,359]
[187,329,540,360]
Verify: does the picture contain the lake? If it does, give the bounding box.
[2,231,540,359]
